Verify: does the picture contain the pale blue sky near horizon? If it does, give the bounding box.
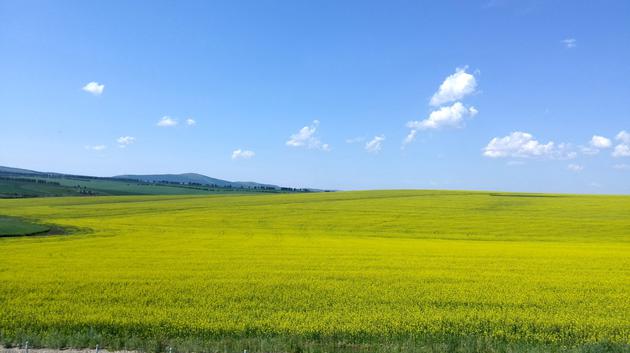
[1,0,629,193]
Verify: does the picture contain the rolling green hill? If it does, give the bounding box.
[0,166,307,198]
[114,173,279,189]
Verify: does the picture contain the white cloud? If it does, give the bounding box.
[231,149,255,160]
[117,136,135,148]
[483,131,573,159]
[82,81,104,96]
[613,131,630,157]
[186,118,196,126]
[590,135,612,149]
[157,116,178,127]
[613,164,630,170]
[406,102,478,137]
[616,130,630,143]
[402,129,418,146]
[403,129,418,146]
[430,67,477,106]
[286,120,330,151]
[85,145,106,151]
[580,146,600,156]
[613,144,630,157]
[562,38,577,49]
[582,135,612,155]
[404,67,479,147]
[365,135,385,153]
[567,164,584,172]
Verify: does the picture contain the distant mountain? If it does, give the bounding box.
[0,166,282,190]
[114,173,280,189]
[0,166,309,198]
[0,166,42,175]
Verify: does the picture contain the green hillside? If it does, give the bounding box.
[114,173,279,189]
[0,166,304,198]
[0,176,229,198]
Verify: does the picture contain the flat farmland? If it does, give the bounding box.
[0,191,629,352]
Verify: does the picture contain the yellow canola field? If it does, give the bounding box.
[0,191,629,351]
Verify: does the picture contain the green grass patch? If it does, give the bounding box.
[0,216,50,236]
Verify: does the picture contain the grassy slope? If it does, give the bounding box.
[0,179,86,197]
[0,177,262,198]
[0,191,628,352]
[52,178,231,195]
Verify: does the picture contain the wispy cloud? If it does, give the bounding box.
[567,164,584,172]
[85,144,106,151]
[617,130,630,143]
[613,130,630,157]
[365,135,385,153]
[82,81,104,96]
[186,118,196,126]
[157,116,178,127]
[286,120,330,151]
[613,144,630,157]
[562,38,577,49]
[231,149,255,160]
[117,136,135,148]
[613,164,630,170]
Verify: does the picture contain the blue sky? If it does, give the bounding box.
[1,0,629,193]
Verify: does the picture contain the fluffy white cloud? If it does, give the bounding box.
[430,68,477,106]
[404,67,478,147]
[286,120,330,151]
[582,135,612,155]
[483,132,574,159]
[406,102,478,138]
[613,144,630,157]
[82,81,104,96]
[590,135,612,149]
[117,136,135,148]
[85,145,106,151]
[365,135,385,153]
[567,164,584,172]
[562,38,577,49]
[616,130,630,143]
[613,130,630,157]
[231,149,255,160]
[186,118,196,126]
[157,116,178,127]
